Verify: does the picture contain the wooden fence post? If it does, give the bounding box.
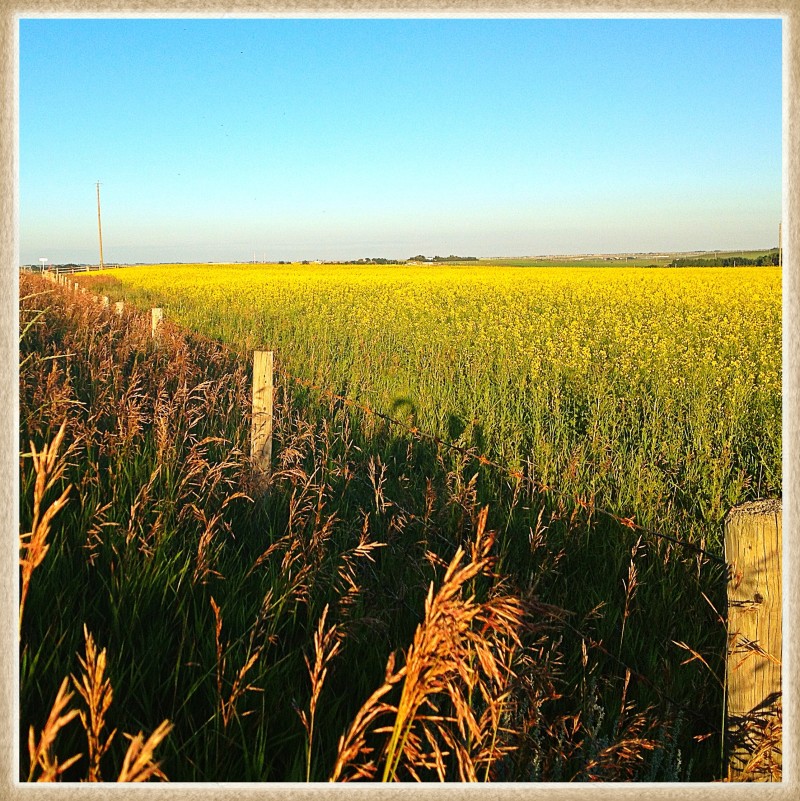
[151,308,163,338]
[251,350,274,483]
[725,498,782,781]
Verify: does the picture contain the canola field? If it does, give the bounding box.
[21,264,783,781]
[90,263,782,547]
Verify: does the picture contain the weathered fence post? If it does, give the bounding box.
[114,301,124,316]
[151,308,163,338]
[73,282,79,292]
[725,498,782,781]
[251,350,274,483]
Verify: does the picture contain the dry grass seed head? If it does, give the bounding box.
[71,626,116,781]
[329,652,405,782]
[116,720,173,782]
[19,420,71,636]
[27,677,82,782]
[210,595,265,728]
[330,507,525,782]
[190,505,225,584]
[299,605,343,781]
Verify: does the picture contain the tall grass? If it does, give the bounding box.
[18,272,763,781]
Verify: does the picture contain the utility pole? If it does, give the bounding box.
[96,181,104,270]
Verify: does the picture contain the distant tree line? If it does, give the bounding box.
[408,254,479,263]
[347,258,403,265]
[669,249,780,268]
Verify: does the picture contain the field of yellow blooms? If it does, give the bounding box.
[22,264,782,782]
[92,263,781,545]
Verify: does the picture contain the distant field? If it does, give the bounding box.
[478,249,777,268]
[478,256,674,267]
[695,249,778,261]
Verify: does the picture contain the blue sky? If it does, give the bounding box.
[18,16,782,264]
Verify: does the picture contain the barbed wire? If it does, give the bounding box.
[270,364,726,567]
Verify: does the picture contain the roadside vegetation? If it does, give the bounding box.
[668,249,780,268]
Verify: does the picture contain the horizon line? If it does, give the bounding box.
[22,246,780,267]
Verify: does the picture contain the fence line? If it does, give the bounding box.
[31,273,726,566]
[27,265,121,276]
